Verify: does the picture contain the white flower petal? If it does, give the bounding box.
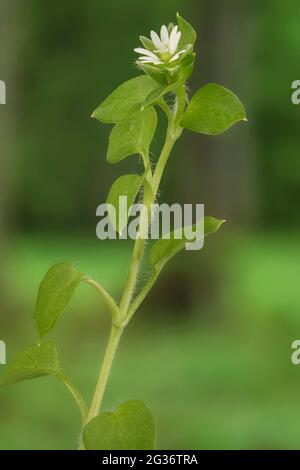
[134,48,159,60]
[139,56,157,62]
[173,31,182,55]
[160,25,169,45]
[138,56,162,64]
[150,30,162,51]
[169,52,180,62]
[169,26,180,55]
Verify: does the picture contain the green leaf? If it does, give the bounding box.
[107,107,157,164]
[35,263,82,338]
[177,13,197,49]
[83,400,156,450]
[139,63,170,85]
[150,217,225,271]
[176,48,196,82]
[92,76,160,123]
[144,83,178,108]
[139,36,155,52]
[181,83,247,135]
[0,341,61,386]
[106,174,144,234]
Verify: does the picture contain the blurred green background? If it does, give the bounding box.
[1,0,300,450]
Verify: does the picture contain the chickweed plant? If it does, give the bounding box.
[1,14,246,450]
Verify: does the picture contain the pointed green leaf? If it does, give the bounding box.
[168,23,175,34]
[0,341,60,386]
[150,217,225,271]
[35,263,82,338]
[139,36,155,52]
[92,76,160,123]
[107,107,157,164]
[181,83,247,135]
[83,400,156,450]
[106,174,144,234]
[177,13,197,49]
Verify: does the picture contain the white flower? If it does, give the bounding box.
[134,24,186,66]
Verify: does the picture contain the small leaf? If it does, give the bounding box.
[150,217,225,271]
[0,341,60,386]
[168,23,175,34]
[83,400,156,450]
[92,76,160,123]
[106,174,144,234]
[139,36,155,52]
[107,107,157,164]
[181,83,247,135]
[177,13,197,49]
[35,263,82,338]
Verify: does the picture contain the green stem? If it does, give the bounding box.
[84,85,187,437]
[82,276,120,326]
[119,86,186,320]
[158,98,174,122]
[152,130,178,196]
[123,270,160,327]
[57,373,88,422]
[86,324,123,423]
[141,150,151,171]
[119,236,146,318]
[152,86,186,195]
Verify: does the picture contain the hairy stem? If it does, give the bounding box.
[152,86,186,194]
[123,270,160,327]
[119,86,186,318]
[84,85,187,435]
[119,236,146,318]
[86,324,123,423]
[82,276,120,325]
[57,373,88,422]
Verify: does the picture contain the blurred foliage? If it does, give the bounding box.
[256,0,300,225]
[1,232,300,449]
[11,0,300,230]
[16,0,190,229]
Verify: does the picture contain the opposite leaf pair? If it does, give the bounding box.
[93,75,246,138]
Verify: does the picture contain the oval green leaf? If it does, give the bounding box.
[106,174,144,234]
[107,107,157,164]
[150,216,225,271]
[92,76,160,123]
[0,341,60,386]
[181,83,247,135]
[83,400,156,450]
[35,263,82,338]
[177,13,197,49]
